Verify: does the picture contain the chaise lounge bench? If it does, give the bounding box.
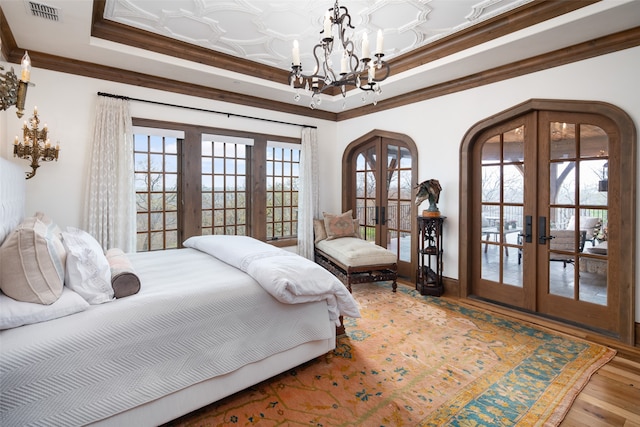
[313,212,398,293]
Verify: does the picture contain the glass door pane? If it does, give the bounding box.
[545,122,608,306]
[480,126,525,290]
[384,144,413,263]
[355,145,377,241]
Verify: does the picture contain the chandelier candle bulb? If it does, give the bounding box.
[376,30,383,54]
[341,52,348,74]
[324,12,332,38]
[292,40,300,66]
[362,32,370,60]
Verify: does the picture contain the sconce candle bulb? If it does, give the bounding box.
[1,51,34,118]
[20,52,31,82]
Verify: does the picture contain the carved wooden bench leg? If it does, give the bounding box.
[336,316,345,336]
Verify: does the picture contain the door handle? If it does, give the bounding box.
[381,206,386,225]
[538,216,555,244]
[519,215,533,243]
[375,206,379,225]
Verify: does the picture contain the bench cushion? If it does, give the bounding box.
[316,237,396,267]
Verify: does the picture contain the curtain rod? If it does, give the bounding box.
[96,92,317,129]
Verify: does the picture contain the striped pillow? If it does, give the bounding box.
[0,216,66,304]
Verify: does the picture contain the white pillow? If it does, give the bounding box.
[62,227,114,304]
[0,287,90,330]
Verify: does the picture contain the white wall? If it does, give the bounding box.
[0,63,337,229]
[1,46,639,320]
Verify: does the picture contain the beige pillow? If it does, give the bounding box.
[0,216,66,304]
[323,210,359,240]
[313,219,328,243]
[352,218,361,238]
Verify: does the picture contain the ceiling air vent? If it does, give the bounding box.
[26,1,60,21]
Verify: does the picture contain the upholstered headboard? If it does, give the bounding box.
[0,157,26,245]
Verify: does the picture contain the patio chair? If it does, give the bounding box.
[549,229,587,267]
[564,215,602,247]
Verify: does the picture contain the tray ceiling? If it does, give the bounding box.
[102,0,533,71]
[1,0,639,115]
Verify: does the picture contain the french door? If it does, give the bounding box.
[469,108,627,337]
[346,133,416,278]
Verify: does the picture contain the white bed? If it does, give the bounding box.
[0,157,359,426]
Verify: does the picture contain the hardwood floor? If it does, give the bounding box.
[561,356,640,426]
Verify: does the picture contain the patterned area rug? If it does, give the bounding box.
[167,282,615,426]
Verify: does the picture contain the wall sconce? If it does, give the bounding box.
[598,161,608,192]
[13,107,60,179]
[0,51,32,118]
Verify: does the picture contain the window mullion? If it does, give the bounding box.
[251,137,267,240]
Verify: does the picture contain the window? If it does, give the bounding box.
[133,121,300,252]
[134,130,181,251]
[201,134,250,236]
[266,141,300,240]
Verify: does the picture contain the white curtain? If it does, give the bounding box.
[297,127,319,260]
[84,96,135,252]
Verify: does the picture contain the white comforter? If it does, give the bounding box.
[183,235,361,325]
[0,248,334,426]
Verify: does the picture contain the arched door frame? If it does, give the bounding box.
[343,129,419,278]
[459,99,636,345]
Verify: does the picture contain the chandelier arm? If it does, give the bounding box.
[342,38,355,57]
[338,7,354,30]
[372,60,391,82]
[348,51,360,73]
[324,62,338,85]
[312,43,326,77]
[321,45,338,84]
[288,42,325,89]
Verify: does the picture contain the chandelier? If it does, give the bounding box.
[0,51,32,118]
[13,107,60,179]
[289,0,390,109]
